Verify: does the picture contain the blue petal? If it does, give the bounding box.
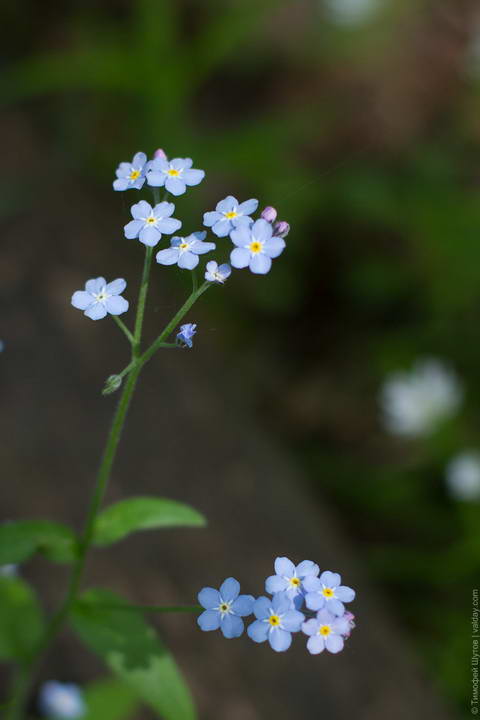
[105,296,128,315]
[84,303,107,320]
[149,158,168,173]
[238,198,258,215]
[263,236,286,258]
[231,594,255,616]
[320,571,341,587]
[269,628,292,652]
[197,609,220,632]
[132,152,147,168]
[305,592,324,611]
[230,247,250,269]
[106,279,126,295]
[253,596,271,620]
[216,196,237,213]
[165,176,186,196]
[336,585,355,602]
[252,218,273,242]
[183,169,205,186]
[249,253,272,274]
[325,634,344,653]
[296,560,319,577]
[221,614,244,639]
[139,225,161,247]
[272,592,291,614]
[124,220,143,239]
[274,557,295,577]
[230,226,251,248]
[198,587,221,609]
[220,577,240,603]
[131,200,152,220]
[86,277,106,294]
[212,219,232,237]
[71,291,93,310]
[146,172,166,188]
[192,241,215,256]
[265,575,288,594]
[303,575,321,592]
[203,211,221,227]
[301,619,319,637]
[156,248,180,265]
[156,218,182,235]
[178,251,199,270]
[154,201,175,217]
[218,263,231,278]
[307,635,325,654]
[326,598,345,616]
[247,620,269,643]
[282,610,305,632]
[113,178,129,191]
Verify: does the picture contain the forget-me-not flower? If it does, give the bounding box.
[113,151,147,191]
[147,157,205,196]
[445,451,480,501]
[247,592,304,652]
[230,219,286,275]
[380,359,463,437]
[204,261,231,284]
[302,609,350,655]
[265,556,319,607]
[156,232,215,270]
[203,196,258,237]
[303,570,355,616]
[176,323,197,348]
[124,200,182,247]
[0,564,18,577]
[198,578,255,639]
[71,278,129,321]
[38,681,86,719]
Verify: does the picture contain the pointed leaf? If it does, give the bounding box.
[83,676,139,720]
[71,589,196,720]
[0,576,44,660]
[93,497,206,547]
[0,520,77,564]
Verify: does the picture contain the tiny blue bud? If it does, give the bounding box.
[176,323,197,348]
[153,148,167,160]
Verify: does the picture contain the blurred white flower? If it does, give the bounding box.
[0,564,17,577]
[445,452,480,501]
[324,0,383,26]
[380,359,463,437]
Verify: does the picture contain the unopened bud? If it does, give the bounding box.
[102,374,122,396]
[153,148,167,160]
[273,221,290,238]
[261,206,277,223]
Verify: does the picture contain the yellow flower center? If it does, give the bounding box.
[249,241,262,254]
[225,211,238,219]
[129,170,141,180]
[268,614,281,627]
[146,216,156,224]
[168,168,180,177]
[322,587,334,598]
[289,577,301,588]
[319,625,331,636]
[179,242,189,250]
[220,603,229,613]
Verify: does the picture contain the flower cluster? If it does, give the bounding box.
[197,556,356,654]
[72,149,291,340]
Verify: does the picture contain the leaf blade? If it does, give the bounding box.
[0,520,77,564]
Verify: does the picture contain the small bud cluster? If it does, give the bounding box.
[197,556,356,654]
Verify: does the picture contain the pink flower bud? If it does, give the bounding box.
[273,221,290,238]
[261,206,277,223]
[153,148,167,160]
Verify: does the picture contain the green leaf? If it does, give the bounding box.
[71,589,196,720]
[0,576,44,660]
[83,676,139,720]
[0,520,77,564]
[93,497,206,547]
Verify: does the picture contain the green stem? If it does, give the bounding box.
[133,246,154,354]
[139,282,210,369]
[112,315,134,345]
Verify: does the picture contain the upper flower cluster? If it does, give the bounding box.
[197,555,356,654]
[113,150,204,196]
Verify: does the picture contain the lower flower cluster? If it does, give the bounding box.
[197,556,356,654]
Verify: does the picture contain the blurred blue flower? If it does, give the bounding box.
[247,592,304,652]
[113,151,147,191]
[71,278,129,321]
[124,200,182,247]
[265,556,319,607]
[204,261,231,284]
[156,232,215,270]
[198,577,255,639]
[302,609,351,654]
[38,681,85,719]
[176,323,197,348]
[303,570,355,616]
[147,157,205,196]
[0,564,18,577]
[230,219,286,274]
[203,196,258,237]
[445,451,480,501]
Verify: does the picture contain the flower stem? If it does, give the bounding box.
[133,245,154,355]
[112,315,134,345]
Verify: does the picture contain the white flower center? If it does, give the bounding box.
[216,600,233,616]
[94,288,109,304]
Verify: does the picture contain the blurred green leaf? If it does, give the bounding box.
[93,496,206,546]
[83,676,139,720]
[72,589,196,720]
[0,577,44,660]
[0,520,77,564]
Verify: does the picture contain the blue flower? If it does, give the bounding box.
[71,277,129,321]
[265,556,319,607]
[302,609,351,654]
[147,157,205,196]
[203,196,258,237]
[113,151,147,191]
[124,200,182,247]
[247,592,304,652]
[230,219,286,275]
[197,578,255,639]
[303,570,355,616]
[176,323,197,348]
[204,261,231,284]
[0,564,18,577]
[156,232,216,270]
[38,681,86,719]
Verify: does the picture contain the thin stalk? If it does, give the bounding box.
[133,246,154,354]
[112,315,134,345]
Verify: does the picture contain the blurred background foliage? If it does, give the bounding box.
[2,0,480,716]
